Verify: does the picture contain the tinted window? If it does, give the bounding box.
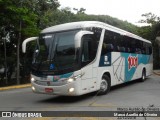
[81,27,102,67]
[102,30,152,55]
[102,30,126,55]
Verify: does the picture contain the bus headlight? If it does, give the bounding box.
[32,86,35,91]
[69,88,74,93]
[68,78,74,82]
[31,77,35,82]
[67,73,85,83]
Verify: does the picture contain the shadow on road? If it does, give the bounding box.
[37,92,96,104]
[110,78,148,92]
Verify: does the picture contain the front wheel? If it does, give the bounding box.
[98,75,111,95]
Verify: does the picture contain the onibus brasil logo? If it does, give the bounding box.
[128,55,138,70]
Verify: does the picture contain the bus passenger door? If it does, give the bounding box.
[80,34,97,94]
[81,65,94,94]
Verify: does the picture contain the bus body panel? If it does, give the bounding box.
[98,52,153,87]
[28,21,153,96]
[82,66,99,94]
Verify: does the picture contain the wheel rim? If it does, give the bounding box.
[100,79,108,92]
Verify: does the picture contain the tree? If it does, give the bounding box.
[139,12,160,25]
[33,0,60,29]
[73,7,86,14]
[138,12,160,69]
[0,0,39,85]
[0,1,146,86]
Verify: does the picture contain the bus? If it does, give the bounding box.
[22,21,153,96]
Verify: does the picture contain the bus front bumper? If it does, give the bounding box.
[31,80,80,96]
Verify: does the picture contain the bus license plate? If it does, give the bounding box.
[45,88,53,93]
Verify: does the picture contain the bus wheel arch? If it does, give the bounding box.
[98,72,111,95]
[140,68,146,82]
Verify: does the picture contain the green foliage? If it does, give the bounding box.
[137,26,152,40]
[139,12,160,25]
[138,12,160,69]
[0,0,60,85]
[2,0,159,85]
[74,14,139,34]
[73,7,86,14]
[37,7,138,34]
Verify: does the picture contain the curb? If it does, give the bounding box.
[0,83,31,91]
[153,72,160,76]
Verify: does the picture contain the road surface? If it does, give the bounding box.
[0,74,160,120]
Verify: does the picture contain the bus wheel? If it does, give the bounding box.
[98,75,111,95]
[140,69,146,82]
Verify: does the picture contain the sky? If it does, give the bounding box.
[58,0,160,26]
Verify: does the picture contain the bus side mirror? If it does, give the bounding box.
[22,37,38,53]
[74,31,93,48]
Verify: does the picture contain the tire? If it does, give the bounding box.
[140,69,146,82]
[98,75,111,95]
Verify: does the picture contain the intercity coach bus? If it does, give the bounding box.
[22,21,153,96]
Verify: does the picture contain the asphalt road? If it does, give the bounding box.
[0,74,160,120]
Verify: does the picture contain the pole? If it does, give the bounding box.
[156,36,160,68]
[156,36,160,47]
[3,37,8,85]
[17,20,21,85]
[17,0,23,85]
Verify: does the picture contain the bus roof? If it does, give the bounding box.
[41,21,151,43]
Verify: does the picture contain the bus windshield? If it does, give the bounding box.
[33,30,79,72]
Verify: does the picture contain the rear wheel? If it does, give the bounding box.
[98,75,111,95]
[140,69,146,82]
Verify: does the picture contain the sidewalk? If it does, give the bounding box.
[0,83,31,91]
[153,70,160,76]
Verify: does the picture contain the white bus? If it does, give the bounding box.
[22,21,153,96]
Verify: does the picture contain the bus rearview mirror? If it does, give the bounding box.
[22,37,38,53]
[74,31,93,48]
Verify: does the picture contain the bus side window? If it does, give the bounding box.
[81,34,97,66]
[149,45,152,55]
[81,35,91,62]
[102,30,117,54]
[102,43,114,55]
[146,43,152,55]
[127,48,130,53]
[82,41,90,62]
